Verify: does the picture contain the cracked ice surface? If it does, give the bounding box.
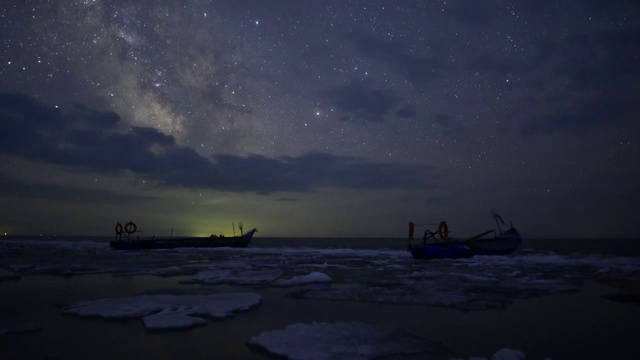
[184,268,284,285]
[247,321,452,360]
[62,292,261,330]
[276,271,333,286]
[2,238,640,311]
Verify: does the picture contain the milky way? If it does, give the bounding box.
[1,1,639,237]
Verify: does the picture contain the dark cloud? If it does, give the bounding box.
[515,29,640,136]
[0,175,153,203]
[395,107,418,119]
[69,103,121,129]
[434,114,465,136]
[471,55,516,74]
[558,30,640,92]
[448,1,495,30]
[323,80,402,124]
[352,34,448,85]
[518,96,631,137]
[353,33,406,59]
[534,38,558,65]
[0,93,437,194]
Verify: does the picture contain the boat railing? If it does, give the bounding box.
[466,229,497,241]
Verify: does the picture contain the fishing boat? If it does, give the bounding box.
[110,221,257,250]
[407,212,522,260]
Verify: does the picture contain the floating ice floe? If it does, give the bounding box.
[184,268,283,285]
[0,321,41,336]
[62,292,261,330]
[247,321,451,359]
[3,238,640,312]
[276,271,332,286]
[142,310,208,330]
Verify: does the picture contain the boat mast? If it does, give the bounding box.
[492,211,505,236]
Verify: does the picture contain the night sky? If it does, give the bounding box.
[1,0,639,238]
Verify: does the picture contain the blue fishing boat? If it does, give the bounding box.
[407,212,522,260]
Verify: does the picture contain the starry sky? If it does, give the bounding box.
[1,0,639,238]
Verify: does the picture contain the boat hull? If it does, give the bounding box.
[409,242,473,259]
[110,229,257,250]
[409,228,521,260]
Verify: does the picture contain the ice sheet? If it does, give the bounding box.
[2,238,640,312]
[277,271,332,286]
[247,321,452,359]
[184,268,284,285]
[62,292,261,330]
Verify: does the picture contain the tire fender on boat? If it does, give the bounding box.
[115,222,123,235]
[124,221,137,234]
[438,221,449,241]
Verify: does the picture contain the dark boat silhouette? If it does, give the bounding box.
[110,221,257,250]
[407,212,522,260]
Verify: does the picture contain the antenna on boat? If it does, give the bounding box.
[491,209,505,236]
[238,221,243,235]
[232,222,236,236]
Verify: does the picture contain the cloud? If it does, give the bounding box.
[395,107,418,119]
[434,114,465,136]
[323,80,402,124]
[518,96,629,137]
[0,175,153,203]
[0,93,437,194]
[557,30,640,92]
[515,29,640,136]
[471,55,516,75]
[448,1,495,30]
[351,34,448,85]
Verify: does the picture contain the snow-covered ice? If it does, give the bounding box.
[1,238,637,358]
[62,292,261,330]
[276,271,332,286]
[185,268,284,285]
[142,310,208,330]
[247,321,452,359]
[2,238,639,312]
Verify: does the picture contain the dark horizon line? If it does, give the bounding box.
[1,234,638,241]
